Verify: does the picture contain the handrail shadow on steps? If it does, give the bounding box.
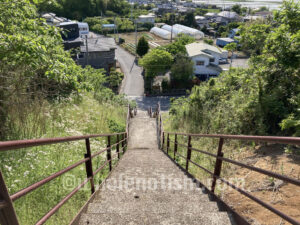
[0,105,137,225]
[153,102,300,225]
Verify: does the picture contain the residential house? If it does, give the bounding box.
[195,16,209,28]
[217,11,240,24]
[185,43,223,80]
[243,15,264,22]
[254,11,273,19]
[228,28,239,39]
[204,12,218,20]
[216,37,235,47]
[138,13,156,24]
[77,37,117,73]
[41,13,69,26]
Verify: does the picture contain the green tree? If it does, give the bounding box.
[107,69,124,90]
[224,42,237,67]
[139,49,173,78]
[168,0,300,136]
[239,22,271,55]
[184,12,197,27]
[232,4,242,15]
[136,36,149,57]
[164,34,195,56]
[171,55,194,87]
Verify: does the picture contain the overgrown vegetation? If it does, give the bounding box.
[168,1,300,136]
[139,34,196,94]
[0,1,130,224]
[34,0,134,20]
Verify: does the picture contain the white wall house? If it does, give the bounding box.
[185,43,223,80]
[138,13,155,24]
[195,16,209,28]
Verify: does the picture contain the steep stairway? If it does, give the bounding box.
[77,110,233,225]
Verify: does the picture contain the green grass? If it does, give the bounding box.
[161,112,247,194]
[0,93,127,225]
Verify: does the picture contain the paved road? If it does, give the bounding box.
[116,47,173,111]
[117,46,144,96]
[127,96,174,111]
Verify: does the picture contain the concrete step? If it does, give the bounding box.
[87,201,220,214]
[94,189,211,204]
[78,212,232,225]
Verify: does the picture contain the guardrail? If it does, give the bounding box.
[154,103,300,225]
[0,105,136,225]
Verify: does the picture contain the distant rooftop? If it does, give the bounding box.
[186,42,222,58]
[81,37,117,53]
[218,11,238,19]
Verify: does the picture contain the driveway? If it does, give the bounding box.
[220,58,249,70]
[117,46,144,97]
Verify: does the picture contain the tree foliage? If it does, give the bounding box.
[169,1,300,136]
[163,34,195,56]
[171,55,194,87]
[0,0,116,139]
[34,0,131,20]
[136,36,149,57]
[139,49,173,78]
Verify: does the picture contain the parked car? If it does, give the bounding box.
[219,58,228,64]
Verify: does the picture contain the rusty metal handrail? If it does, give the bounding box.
[0,133,126,152]
[165,132,300,145]
[11,157,90,201]
[0,105,136,225]
[155,102,300,225]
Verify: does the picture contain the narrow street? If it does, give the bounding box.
[117,46,144,97]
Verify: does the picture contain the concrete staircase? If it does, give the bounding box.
[78,110,233,225]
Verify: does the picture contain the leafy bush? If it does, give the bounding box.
[169,1,300,136]
[136,36,149,57]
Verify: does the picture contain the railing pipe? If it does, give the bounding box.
[167,133,170,155]
[174,134,178,160]
[162,132,165,151]
[211,138,224,193]
[186,136,192,171]
[107,136,112,171]
[84,138,95,194]
[122,134,125,154]
[116,134,120,159]
[0,171,19,225]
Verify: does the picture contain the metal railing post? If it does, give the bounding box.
[107,136,112,171]
[167,133,170,155]
[160,116,163,149]
[211,138,224,193]
[85,138,95,194]
[174,134,178,160]
[0,171,19,225]
[186,135,192,171]
[116,134,120,159]
[162,132,165,151]
[122,133,125,154]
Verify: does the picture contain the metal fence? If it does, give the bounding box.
[0,105,135,225]
[153,103,300,225]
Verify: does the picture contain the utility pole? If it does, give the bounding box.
[135,19,138,49]
[170,14,175,43]
[85,36,89,66]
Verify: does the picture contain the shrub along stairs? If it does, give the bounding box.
[75,110,233,225]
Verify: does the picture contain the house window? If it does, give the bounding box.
[196,61,205,66]
[209,58,215,63]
